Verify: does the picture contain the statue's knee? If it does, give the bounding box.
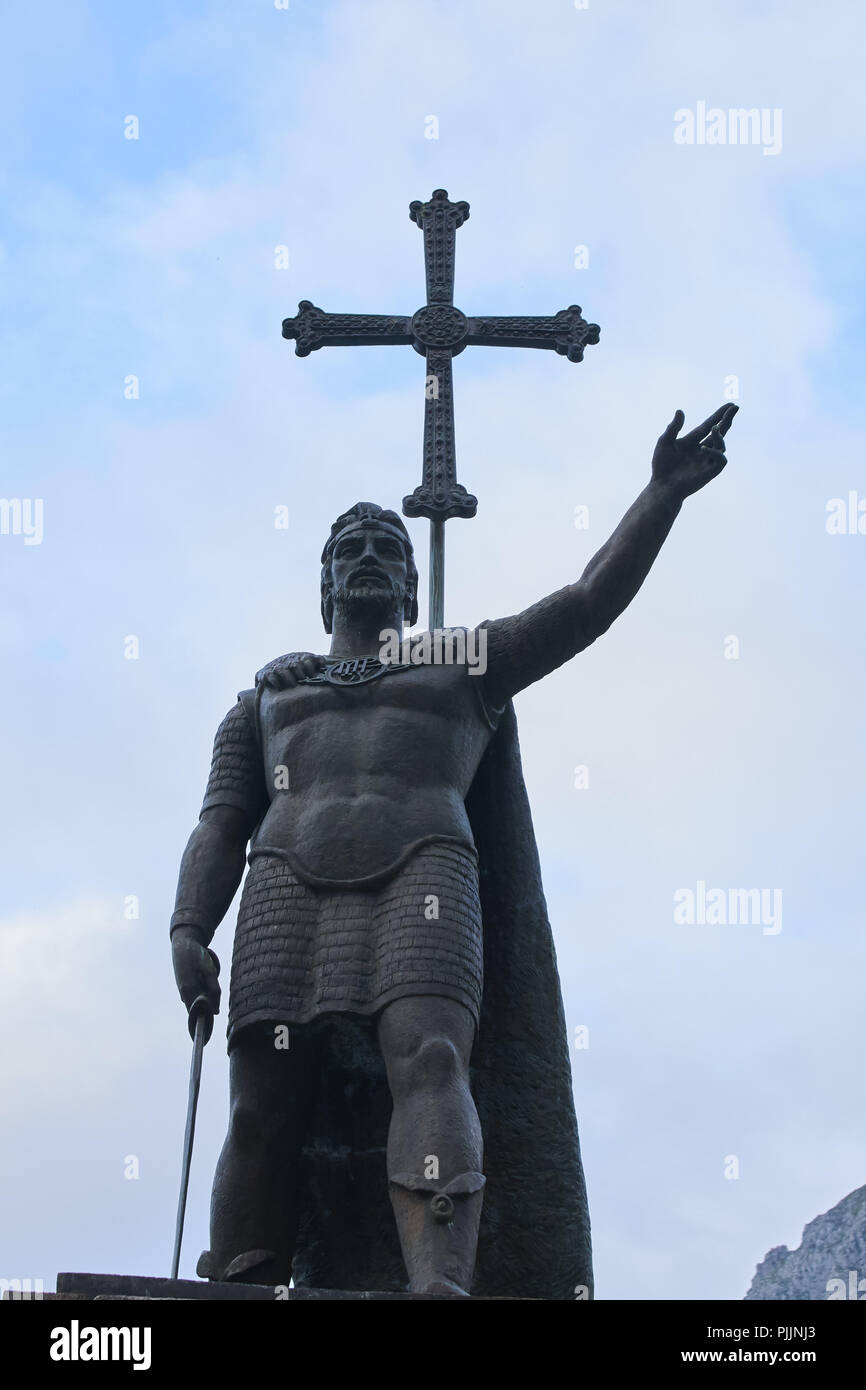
[228,1097,291,1152]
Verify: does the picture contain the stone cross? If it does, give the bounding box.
[282,188,600,628]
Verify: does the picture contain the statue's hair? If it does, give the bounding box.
[320,502,419,633]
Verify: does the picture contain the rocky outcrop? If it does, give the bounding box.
[746,1185,866,1300]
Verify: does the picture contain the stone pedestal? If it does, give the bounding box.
[11,1272,511,1301]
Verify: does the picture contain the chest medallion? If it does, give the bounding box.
[297,656,411,688]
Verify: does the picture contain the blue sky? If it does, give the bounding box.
[1,0,865,1299]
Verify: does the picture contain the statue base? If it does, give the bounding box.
[23,1273,515,1301]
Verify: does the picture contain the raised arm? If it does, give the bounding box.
[481,403,738,709]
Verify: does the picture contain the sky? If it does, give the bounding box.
[1,0,864,1301]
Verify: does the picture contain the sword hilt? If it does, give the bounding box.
[188,996,213,1043]
[187,948,218,1044]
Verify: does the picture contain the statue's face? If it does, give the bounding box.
[330,523,409,623]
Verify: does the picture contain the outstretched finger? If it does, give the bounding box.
[716,402,739,438]
[683,403,735,445]
[660,408,685,443]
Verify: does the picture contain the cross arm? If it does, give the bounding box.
[282,301,413,357]
[465,304,601,363]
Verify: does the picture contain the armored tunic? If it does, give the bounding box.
[228,839,484,1035]
[182,585,590,1047]
[195,637,503,1045]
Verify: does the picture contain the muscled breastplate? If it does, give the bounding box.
[250,657,497,887]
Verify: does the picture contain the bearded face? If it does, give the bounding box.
[327,522,413,630]
[333,573,409,623]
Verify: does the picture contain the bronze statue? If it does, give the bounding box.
[170,401,738,1298]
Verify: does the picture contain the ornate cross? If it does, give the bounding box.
[282,189,600,628]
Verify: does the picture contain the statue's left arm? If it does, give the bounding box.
[480,404,738,708]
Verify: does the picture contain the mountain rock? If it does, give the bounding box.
[746,1185,866,1300]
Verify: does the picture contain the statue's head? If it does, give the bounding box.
[320,502,419,634]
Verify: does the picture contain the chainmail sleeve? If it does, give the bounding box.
[170,701,269,940]
[199,700,269,824]
[478,581,593,711]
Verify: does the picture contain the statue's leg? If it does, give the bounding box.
[204,1022,315,1287]
[377,995,483,1298]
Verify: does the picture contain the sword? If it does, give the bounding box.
[171,972,217,1281]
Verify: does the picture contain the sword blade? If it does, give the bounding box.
[171,1010,207,1279]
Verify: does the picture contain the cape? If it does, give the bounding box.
[256,683,592,1299]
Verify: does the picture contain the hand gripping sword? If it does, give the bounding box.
[171,963,218,1281]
